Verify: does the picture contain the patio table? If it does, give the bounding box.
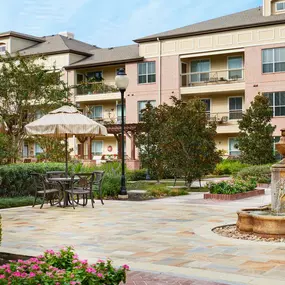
[48,177,79,207]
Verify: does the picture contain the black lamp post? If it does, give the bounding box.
[115,68,129,196]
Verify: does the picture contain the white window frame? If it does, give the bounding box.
[86,70,104,82]
[276,1,285,11]
[264,92,285,117]
[138,62,156,84]
[228,96,243,121]
[227,56,243,80]
[0,43,6,55]
[228,137,240,157]
[92,140,104,156]
[89,105,103,120]
[116,103,126,124]
[262,48,285,74]
[34,143,44,155]
[138,100,156,122]
[190,59,211,83]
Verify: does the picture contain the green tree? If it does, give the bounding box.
[237,94,276,165]
[0,53,70,162]
[165,97,221,188]
[0,133,18,164]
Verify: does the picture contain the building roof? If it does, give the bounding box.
[66,44,142,69]
[135,7,285,42]
[0,31,45,42]
[19,34,96,56]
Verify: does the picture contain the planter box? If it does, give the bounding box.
[257,183,270,188]
[204,189,265,200]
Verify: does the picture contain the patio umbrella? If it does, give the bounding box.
[25,105,108,175]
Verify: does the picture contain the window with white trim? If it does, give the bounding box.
[262,48,285,73]
[190,60,210,83]
[264,92,285,116]
[229,138,240,156]
[228,56,243,80]
[229,97,243,120]
[277,2,285,11]
[138,62,156,84]
[0,43,6,55]
[201,99,211,114]
[116,104,126,124]
[35,143,43,155]
[89,106,103,120]
[92,141,103,156]
[87,71,103,82]
[138,100,156,121]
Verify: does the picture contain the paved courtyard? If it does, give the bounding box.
[1,190,284,285]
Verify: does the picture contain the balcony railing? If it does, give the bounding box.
[181,69,244,87]
[75,82,119,95]
[85,116,126,125]
[206,111,244,123]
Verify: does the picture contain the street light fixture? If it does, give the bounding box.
[115,68,129,196]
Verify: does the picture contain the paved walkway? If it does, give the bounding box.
[1,189,284,285]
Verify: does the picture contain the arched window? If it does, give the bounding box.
[0,43,6,54]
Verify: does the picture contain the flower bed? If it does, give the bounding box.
[204,179,264,200]
[0,247,129,284]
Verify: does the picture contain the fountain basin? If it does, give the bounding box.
[237,208,285,236]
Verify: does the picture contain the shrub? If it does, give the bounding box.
[213,160,250,175]
[0,246,129,284]
[235,165,272,184]
[146,184,188,198]
[126,169,147,181]
[101,174,121,198]
[207,179,257,194]
[0,163,67,197]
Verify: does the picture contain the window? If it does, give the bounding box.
[138,100,156,121]
[277,2,285,11]
[264,92,285,116]
[0,43,6,55]
[87,71,103,82]
[35,143,43,155]
[35,110,44,120]
[116,104,126,124]
[229,97,243,120]
[77,73,84,84]
[190,60,210,83]
[228,56,243,80]
[229,138,240,156]
[89,106,103,120]
[138,62,156,84]
[262,48,285,73]
[92,141,103,156]
[201,99,211,114]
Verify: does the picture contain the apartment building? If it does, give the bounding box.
[1,0,285,164]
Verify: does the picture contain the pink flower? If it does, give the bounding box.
[0,275,5,279]
[86,267,96,273]
[31,264,40,270]
[97,273,103,278]
[80,259,88,265]
[122,264,130,270]
[29,272,36,278]
[97,259,105,264]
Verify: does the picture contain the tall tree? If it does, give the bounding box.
[237,94,276,165]
[0,53,69,162]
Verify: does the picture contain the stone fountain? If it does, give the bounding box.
[237,129,285,237]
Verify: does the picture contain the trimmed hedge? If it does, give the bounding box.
[235,164,272,184]
[0,163,66,197]
[213,160,250,175]
[208,179,257,194]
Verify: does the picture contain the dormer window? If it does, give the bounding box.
[0,43,6,55]
[276,2,285,11]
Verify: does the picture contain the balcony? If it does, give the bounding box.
[180,69,245,95]
[207,111,243,134]
[75,82,120,102]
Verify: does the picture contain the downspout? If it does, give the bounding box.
[157,37,161,105]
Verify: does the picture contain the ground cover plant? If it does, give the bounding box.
[207,179,257,195]
[0,247,129,284]
[213,160,250,176]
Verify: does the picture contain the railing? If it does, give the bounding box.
[206,111,244,123]
[85,116,126,125]
[181,69,244,87]
[75,82,119,95]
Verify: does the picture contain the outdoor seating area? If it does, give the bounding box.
[32,170,105,209]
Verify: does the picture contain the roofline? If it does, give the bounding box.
[0,31,45,43]
[20,49,93,57]
[134,19,285,43]
[64,57,144,70]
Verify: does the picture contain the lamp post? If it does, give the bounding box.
[115,68,129,196]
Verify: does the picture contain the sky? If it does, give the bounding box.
[2,0,262,48]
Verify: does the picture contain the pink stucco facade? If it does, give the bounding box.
[125,55,180,124]
[245,43,285,136]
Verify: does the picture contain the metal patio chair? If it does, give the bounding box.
[31,173,63,209]
[93,171,105,205]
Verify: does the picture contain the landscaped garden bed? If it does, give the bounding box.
[204,179,264,200]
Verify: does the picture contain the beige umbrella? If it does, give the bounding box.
[25,105,107,174]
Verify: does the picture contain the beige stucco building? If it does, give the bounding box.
[1,0,285,164]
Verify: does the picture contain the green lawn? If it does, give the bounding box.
[0,197,40,209]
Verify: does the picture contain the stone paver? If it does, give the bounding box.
[0,189,284,285]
